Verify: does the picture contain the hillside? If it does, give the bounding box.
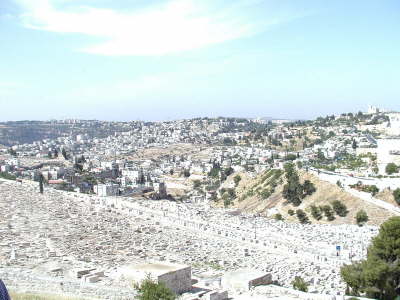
[218,167,395,226]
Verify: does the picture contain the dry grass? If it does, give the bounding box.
[10,292,89,300]
[227,169,395,225]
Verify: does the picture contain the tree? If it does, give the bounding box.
[134,274,177,300]
[332,200,349,217]
[74,163,83,173]
[393,188,400,205]
[193,180,201,190]
[341,217,400,299]
[233,175,241,187]
[274,213,284,221]
[183,169,190,178]
[292,276,308,292]
[61,148,68,160]
[310,205,323,220]
[385,163,398,175]
[296,209,310,224]
[54,149,59,158]
[223,167,234,177]
[222,193,231,207]
[303,180,316,196]
[356,210,369,226]
[8,148,17,157]
[352,139,358,150]
[47,151,52,159]
[39,174,44,194]
[321,205,335,221]
[288,209,295,216]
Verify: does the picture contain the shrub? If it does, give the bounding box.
[274,213,284,221]
[393,188,400,205]
[134,274,177,300]
[296,209,310,224]
[385,163,398,175]
[355,210,368,226]
[320,205,335,221]
[310,205,322,220]
[292,276,308,292]
[260,189,271,200]
[331,200,348,217]
[288,209,295,216]
[233,175,241,187]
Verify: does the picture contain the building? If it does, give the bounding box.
[376,138,400,174]
[153,181,167,197]
[94,183,119,197]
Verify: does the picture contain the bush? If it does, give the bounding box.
[292,276,308,292]
[288,209,295,216]
[303,180,316,196]
[296,209,310,224]
[274,213,284,221]
[331,200,348,217]
[385,163,398,175]
[393,188,400,205]
[0,172,16,181]
[233,175,241,187]
[134,274,177,300]
[320,205,335,221]
[355,210,368,226]
[260,189,272,200]
[193,180,201,189]
[310,205,322,220]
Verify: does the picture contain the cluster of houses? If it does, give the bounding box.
[1,108,400,200]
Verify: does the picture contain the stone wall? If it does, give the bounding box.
[158,266,192,294]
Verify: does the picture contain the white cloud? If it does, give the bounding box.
[15,0,293,56]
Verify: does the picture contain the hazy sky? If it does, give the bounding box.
[1,0,400,121]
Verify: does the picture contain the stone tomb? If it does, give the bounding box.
[117,261,192,294]
[221,269,272,292]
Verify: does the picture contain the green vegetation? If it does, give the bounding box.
[8,148,17,156]
[296,209,310,224]
[350,182,379,196]
[385,163,399,175]
[331,200,349,217]
[393,188,400,205]
[193,180,202,189]
[39,173,44,194]
[61,148,68,160]
[292,276,309,292]
[282,163,316,206]
[288,209,295,216]
[134,274,177,300]
[341,217,400,299]
[0,172,16,180]
[222,188,236,207]
[10,292,84,300]
[183,169,190,177]
[320,205,335,221]
[274,213,284,221]
[233,175,241,187]
[355,210,369,226]
[310,205,323,220]
[285,153,297,161]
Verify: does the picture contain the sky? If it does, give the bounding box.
[1,0,400,121]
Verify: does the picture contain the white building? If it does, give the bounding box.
[94,183,119,197]
[376,138,400,174]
